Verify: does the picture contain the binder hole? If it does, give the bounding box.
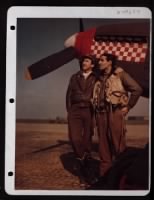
[9,98,14,103]
[10,26,15,30]
[8,171,13,176]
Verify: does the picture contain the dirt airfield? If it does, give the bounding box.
[15,122,149,190]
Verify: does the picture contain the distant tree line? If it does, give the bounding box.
[49,116,68,124]
[16,116,149,124]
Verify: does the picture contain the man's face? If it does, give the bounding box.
[81,58,94,72]
[98,56,112,71]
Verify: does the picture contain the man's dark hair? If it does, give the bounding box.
[79,54,96,65]
[79,54,96,71]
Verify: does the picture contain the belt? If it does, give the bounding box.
[95,106,108,113]
[111,104,123,110]
[96,104,122,112]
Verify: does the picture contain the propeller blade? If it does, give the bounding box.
[25,47,77,80]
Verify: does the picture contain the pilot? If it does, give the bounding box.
[92,53,143,180]
[66,54,96,187]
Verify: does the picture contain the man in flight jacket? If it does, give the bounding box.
[66,54,96,186]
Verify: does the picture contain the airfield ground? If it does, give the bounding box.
[15,122,149,190]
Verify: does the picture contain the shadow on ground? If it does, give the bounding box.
[60,152,100,178]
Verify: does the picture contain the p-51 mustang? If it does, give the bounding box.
[25,19,150,190]
[25,19,150,98]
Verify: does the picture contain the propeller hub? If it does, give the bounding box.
[64,33,78,48]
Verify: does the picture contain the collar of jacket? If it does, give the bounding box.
[113,67,123,75]
[76,70,95,78]
[98,67,124,81]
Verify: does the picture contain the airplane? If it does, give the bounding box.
[25,19,150,98]
[24,19,151,190]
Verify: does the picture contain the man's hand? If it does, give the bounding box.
[121,106,129,116]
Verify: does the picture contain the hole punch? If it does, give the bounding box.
[9,98,15,103]
[8,171,13,176]
[10,26,15,30]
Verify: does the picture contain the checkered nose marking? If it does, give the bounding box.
[90,40,148,62]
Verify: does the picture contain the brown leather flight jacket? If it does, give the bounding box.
[66,71,96,112]
[92,67,143,111]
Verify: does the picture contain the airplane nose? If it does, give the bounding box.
[64,33,78,48]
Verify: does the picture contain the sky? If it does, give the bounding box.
[16,18,150,119]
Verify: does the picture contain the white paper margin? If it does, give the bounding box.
[5,6,152,196]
